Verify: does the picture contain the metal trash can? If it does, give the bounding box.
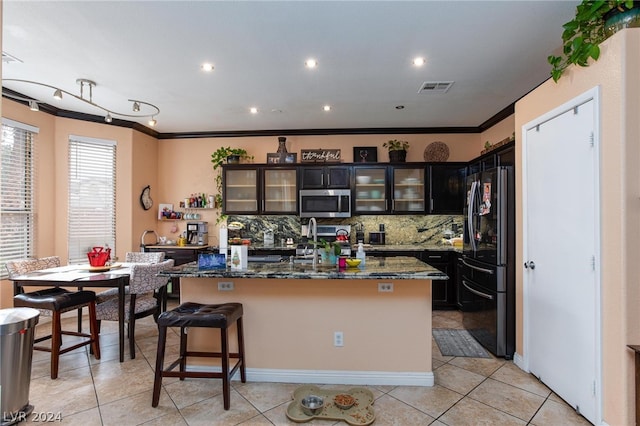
[0,308,39,426]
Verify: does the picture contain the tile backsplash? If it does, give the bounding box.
[226,214,463,246]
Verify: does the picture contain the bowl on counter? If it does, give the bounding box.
[345,258,362,268]
[300,395,324,416]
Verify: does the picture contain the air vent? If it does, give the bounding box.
[2,51,23,64]
[418,81,454,94]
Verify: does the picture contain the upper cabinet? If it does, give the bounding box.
[353,166,388,214]
[392,165,426,213]
[223,165,298,215]
[223,168,259,214]
[263,168,297,214]
[300,166,350,189]
[428,163,467,214]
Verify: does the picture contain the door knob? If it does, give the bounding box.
[524,261,536,269]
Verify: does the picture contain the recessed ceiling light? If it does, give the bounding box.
[305,58,318,68]
[250,107,258,114]
[323,105,331,112]
[201,63,214,72]
[412,57,426,67]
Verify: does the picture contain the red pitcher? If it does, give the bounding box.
[87,246,111,267]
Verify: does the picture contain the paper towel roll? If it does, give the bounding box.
[219,227,228,249]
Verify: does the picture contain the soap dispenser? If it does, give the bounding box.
[355,242,366,267]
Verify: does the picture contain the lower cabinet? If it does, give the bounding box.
[144,246,210,298]
[367,249,458,309]
[423,251,458,310]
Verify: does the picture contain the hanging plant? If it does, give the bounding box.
[211,147,253,223]
[548,0,638,82]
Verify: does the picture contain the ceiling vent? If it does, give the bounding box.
[2,51,23,64]
[418,81,454,94]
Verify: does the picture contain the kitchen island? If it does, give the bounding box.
[160,256,446,387]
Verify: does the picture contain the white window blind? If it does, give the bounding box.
[0,119,38,279]
[68,136,116,264]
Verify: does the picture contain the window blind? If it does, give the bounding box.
[68,136,117,264]
[0,119,39,279]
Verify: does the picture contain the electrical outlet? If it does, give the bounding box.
[378,282,393,292]
[218,281,234,291]
[334,331,344,347]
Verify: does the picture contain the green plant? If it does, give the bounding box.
[211,147,253,223]
[548,0,635,82]
[314,239,343,256]
[383,139,410,151]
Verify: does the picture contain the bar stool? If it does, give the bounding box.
[152,302,246,410]
[7,257,101,380]
[13,288,101,379]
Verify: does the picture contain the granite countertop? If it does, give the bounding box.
[159,256,448,280]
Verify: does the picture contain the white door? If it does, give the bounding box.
[523,91,600,423]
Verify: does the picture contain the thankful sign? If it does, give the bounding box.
[301,149,341,163]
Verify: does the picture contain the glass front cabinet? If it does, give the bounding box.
[392,166,426,213]
[353,166,388,214]
[223,166,298,215]
[262,168,297,214]
[223,168,258,214]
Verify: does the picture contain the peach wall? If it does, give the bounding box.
[515,29,640,425]
[180,277,432,378]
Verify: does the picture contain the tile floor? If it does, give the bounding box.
[18,305,592,425]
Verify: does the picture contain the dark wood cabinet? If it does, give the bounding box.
[300,166,351,189]
[467,141,515,174]
[428,163,466,214]
[424,251,458,309]
[223,165,298,215]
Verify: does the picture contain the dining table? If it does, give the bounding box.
[10,263,132,362]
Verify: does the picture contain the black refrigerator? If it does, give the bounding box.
[459,166,515,359]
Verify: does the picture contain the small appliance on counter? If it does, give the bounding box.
[140,229,159,251]
[368,232,385,245]
[369,224,386,245]
[186,221,209,245]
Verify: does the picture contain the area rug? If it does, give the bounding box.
[432,328,490,358]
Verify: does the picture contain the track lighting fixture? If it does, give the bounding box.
[2,78,160,127]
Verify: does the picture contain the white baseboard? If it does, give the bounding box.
[186,366,434,387]
[513,352,527,372]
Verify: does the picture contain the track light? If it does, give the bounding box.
[2,78,160,128]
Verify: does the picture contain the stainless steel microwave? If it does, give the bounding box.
[299,189,351,218]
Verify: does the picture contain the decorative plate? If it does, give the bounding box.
[424,141,450,162]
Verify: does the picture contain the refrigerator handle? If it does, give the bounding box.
[461,258,494,274]
[467,180,478,252]
[462,280,494,300]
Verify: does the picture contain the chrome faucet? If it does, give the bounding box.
[307,217,318,268]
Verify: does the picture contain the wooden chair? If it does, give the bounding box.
[95,259,174,359]
[6,256,101,379]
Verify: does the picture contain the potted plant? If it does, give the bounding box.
[548,0,638,82]
[211,147,253,223]
[383,139,410,162]
[314,239,342,265]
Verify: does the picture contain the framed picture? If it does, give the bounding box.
[266,153,297,164]
[354,147,377,163]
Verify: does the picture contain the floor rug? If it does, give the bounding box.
[432,328,490,358]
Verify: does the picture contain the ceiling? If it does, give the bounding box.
[1,1,579,136]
